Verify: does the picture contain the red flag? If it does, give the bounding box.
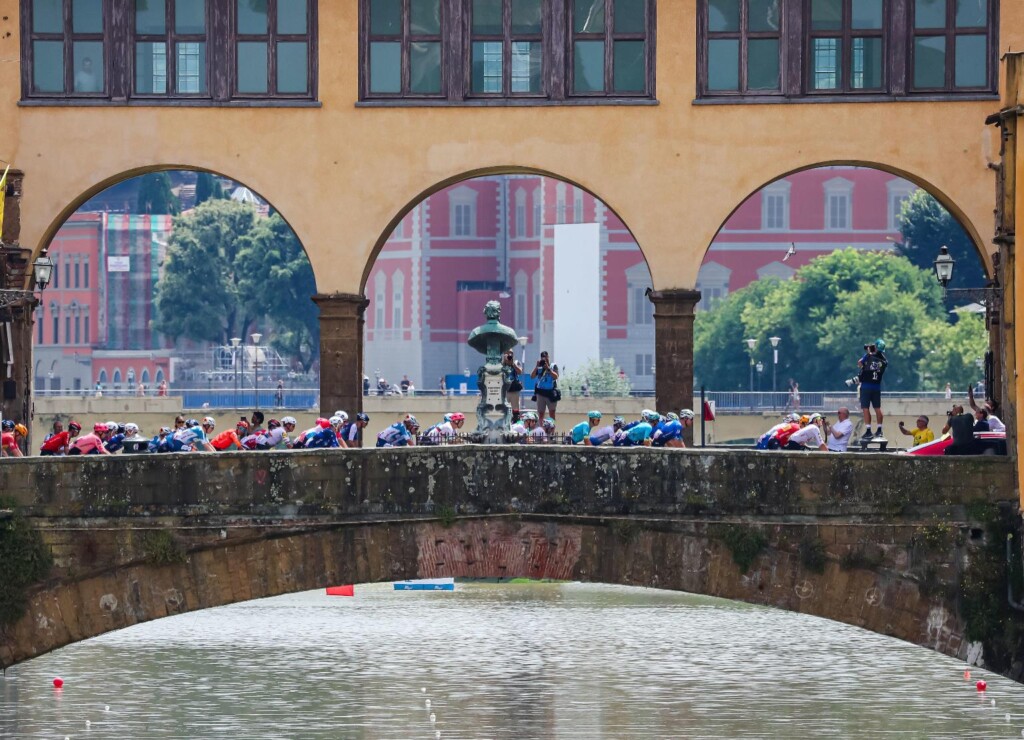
[326,585,354,597]
[703,401,716,422]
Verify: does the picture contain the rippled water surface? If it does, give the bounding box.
[2,582,1023,738]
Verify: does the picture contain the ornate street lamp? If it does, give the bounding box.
[744,338,756,396]
[933,245,954,290]
[33,255,54,291]
[769,335,781,405]
[230,337,241,410]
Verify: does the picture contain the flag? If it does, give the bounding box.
[703,400,716,422]
[0,165,8,239]
[326,584,354,597]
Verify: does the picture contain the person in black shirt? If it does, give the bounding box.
[943,405,977,455]
[857,340,888,441]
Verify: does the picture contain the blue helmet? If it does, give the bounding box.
[356,413,370,423]
[587,410,602,420]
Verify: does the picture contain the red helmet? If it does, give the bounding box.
[236,420,250,431]
[316,417,331,429]
[68,421,82,432]
[449,412,465,422]
[93,423,108,433]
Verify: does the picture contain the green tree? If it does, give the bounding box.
[135,172,180,215]
[194,172,225,206]
[238,214,320,371]
[898,190,986,300]
[917,312,989,391]
[154,200,260,345]
[563,358,632,397]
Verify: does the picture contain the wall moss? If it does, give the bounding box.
[0,509,53,628]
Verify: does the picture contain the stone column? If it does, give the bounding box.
[648,289,701,445]
[313,293,369,421]
[1,172,33,449]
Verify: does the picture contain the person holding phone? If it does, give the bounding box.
[504,350,524,409]
[531,351,560,421]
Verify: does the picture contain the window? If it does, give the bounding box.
[698,0,996,99]
[113,369,122,385]
[515,188,526,236]
[360,0,655,103]
[757,260,796,280]
[22,0,317,102]
[696,261,732,311]
[470,0,543,96]
[37,306,44,344]
[64,313,71,344]
[808,0,884,93]
[887,181,916,230]
[98,369,107,384]
[514,269,528,329]
[630,285,652,325]
[74,310,81,344]
[374,270,387,328]
[392,270,405,328]
[449,186,477,236]
[83,306,90,343]
[911,0,988,90]
[365,0,443,97]
[635,353,653,376]
[533,186,542,236]
[51,303,59,343]
[142,369,150,384]
[574,191,584,223]
[761,181,790,229]
[824,177,853,229]
[704,0,781,94]
[64,259,70,289]
[83,256,89,287]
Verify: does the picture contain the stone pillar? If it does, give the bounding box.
[648,288,701,445]
[1,171,33,449]
[313,293,369,421]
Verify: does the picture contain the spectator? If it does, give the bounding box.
[857,339,888,441]
[44,420,63,443]
[898,415,935,448]
[503,350,524,410]
[967,386,1005,433]
[137,383,146,397]
[942,405,976,456]
[275,379,285,408]
[439,376,447,395]
[823,407,853,452]
[94,381,103,398]
[973,408,991,432]
[785,414,828,451]
[531,350,560,421]
[363,375,371,396]
[157,379,168,397]
[400,375,412,394]
[944,383,952,400]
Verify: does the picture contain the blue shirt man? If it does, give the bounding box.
[570,411,603,445]
[305,426,341,448]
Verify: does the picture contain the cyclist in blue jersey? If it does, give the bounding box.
[304,416,342,449]
[570,411,603,445]
[167,417,216,452]
[104,422,126,453]
[377,415,420,447]
[617,410,660,447]
[589,416,624,446]
[338,413,370,448]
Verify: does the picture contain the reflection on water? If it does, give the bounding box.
[2,583,1023,738]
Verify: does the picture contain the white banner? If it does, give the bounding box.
[107,256,130,272]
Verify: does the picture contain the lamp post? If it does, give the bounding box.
[755,362,764,398]
[230,337,241,409]
[251,332,262,410]
[769,336,781,408]
[744,338,756,397]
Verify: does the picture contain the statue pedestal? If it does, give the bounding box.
[475,362,510,443]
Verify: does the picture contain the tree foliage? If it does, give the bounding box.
[135,172,180,215]
[154,200,319,369]
[695,249,985,392]
[563,358,632,397]
[898,190,987,306]
[194,172,225,206]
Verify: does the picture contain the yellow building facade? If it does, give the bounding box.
[0,1,1020,457]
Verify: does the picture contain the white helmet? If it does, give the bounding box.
[124,423,139,436]
[333,410,349,422]
[202,416,216,428]
[328,415,344,427]
[679,409,695,420]
[281,416,297,426]
[105,421,119,432]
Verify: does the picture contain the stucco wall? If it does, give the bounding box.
[0,2,1016,292]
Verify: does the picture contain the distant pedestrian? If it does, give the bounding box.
[400,375,412,394]
[531,350,560,420]
[94,381,103,398]
[944,382,952,400]
[136,383,146,397]
[363,375,370,396]
[157,380,168,397]
[275,379,285,408]
[439,376,447,395]
[786,379,800,412]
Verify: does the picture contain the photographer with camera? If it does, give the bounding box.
[531,351,560,421]
[503,350,524,410]
[942,404,976,455]
[857,338,888,442]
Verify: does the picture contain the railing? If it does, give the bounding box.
[703,390,960,413]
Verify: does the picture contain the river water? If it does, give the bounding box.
[2,582,1023,739]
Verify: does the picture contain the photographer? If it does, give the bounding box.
[530,351,560,421]
[898,416,934,448]
[942,405,976,455]
[857,339,888,441]
[503,350,524,409]
[823,407,853,452]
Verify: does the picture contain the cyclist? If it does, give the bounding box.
[541,417,557,443]
[169,417,215,452]
[305,415,343,449]
[253,417,296,450]
[292,418,330,449]
[569,411,602,445]
[211,420,249,451]
[338,413,369,448]
[105,422,127,453]
[651,412,683,448]
[589,416,624,446]
[1,422,27,457]
[69,423,112,455]
[425,412,465,445]
[40,420,82,456]
[617,410,660,447]
[149,426,172,452]
[376,415,420,447]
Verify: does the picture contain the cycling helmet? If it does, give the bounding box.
[202,416,216,428]
[642,409,661,423]
[874,338,886,352]
[443,413,454,423]
[281,416,297,426]
[809,413,823,423]
[106,421,119,432]
[186,418,199,428]
[613,416,625,427]
[316,417,331,429]
[522,411,538,422]
[679,409,695,421]
[159,426,172,435]
[1,420,13,431]
[356,413,370,423]
[116,424,127,435]
[68,421,82,432]
[13,424,27,437]
[93,423,108,433]
[125,423,139,436]
[404,414,420,430]
[542,417,556,430]
[666,412,680,421]
[329,415,344,427]
[333,410,349,422]
[587,410,602,419]
[267,419,281,430]
[799,415,811,425]
[236,420,250,431]
[450,412,466,422]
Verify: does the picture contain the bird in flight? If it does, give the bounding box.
[782,243,796,262]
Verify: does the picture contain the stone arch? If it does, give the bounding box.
[702,161,994,279]
[22,165,319,292]
[359,166,653,294]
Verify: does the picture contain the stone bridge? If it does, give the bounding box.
[0,449,1021,679]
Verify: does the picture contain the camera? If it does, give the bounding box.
[864,344,876,353]
[844,376,860,388]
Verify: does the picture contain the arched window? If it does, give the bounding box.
[532,268,542,337]
[112,369,122,385]
[83,306,91,344]
[533,186,543,236]
[98,370,108,385]
[155,369,165,383]
[392,270,405,329]
[514,269,528,332]
[141,369,151,384]
[51,302,60,344]
[374,270,387,330]
[696,261,733,311]
[515,188,526,237]
[36,305,44,344]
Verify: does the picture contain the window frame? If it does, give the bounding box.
[132,0,212,100]
[805,0,887,95]
[467,0,547,98]
[696,0,998,103]
[358,0,658,105]
[700,0,784,97]
[362,0,448,100]
[233,0,317,99]
[20,0,319,104]
[908,0,991,93]
[568,0,654,98]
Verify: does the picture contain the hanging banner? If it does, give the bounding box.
[107,256,130,272]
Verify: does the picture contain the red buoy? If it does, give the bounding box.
[976,680,987,692]
[52,677,63,688]
[964,670,971,680]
